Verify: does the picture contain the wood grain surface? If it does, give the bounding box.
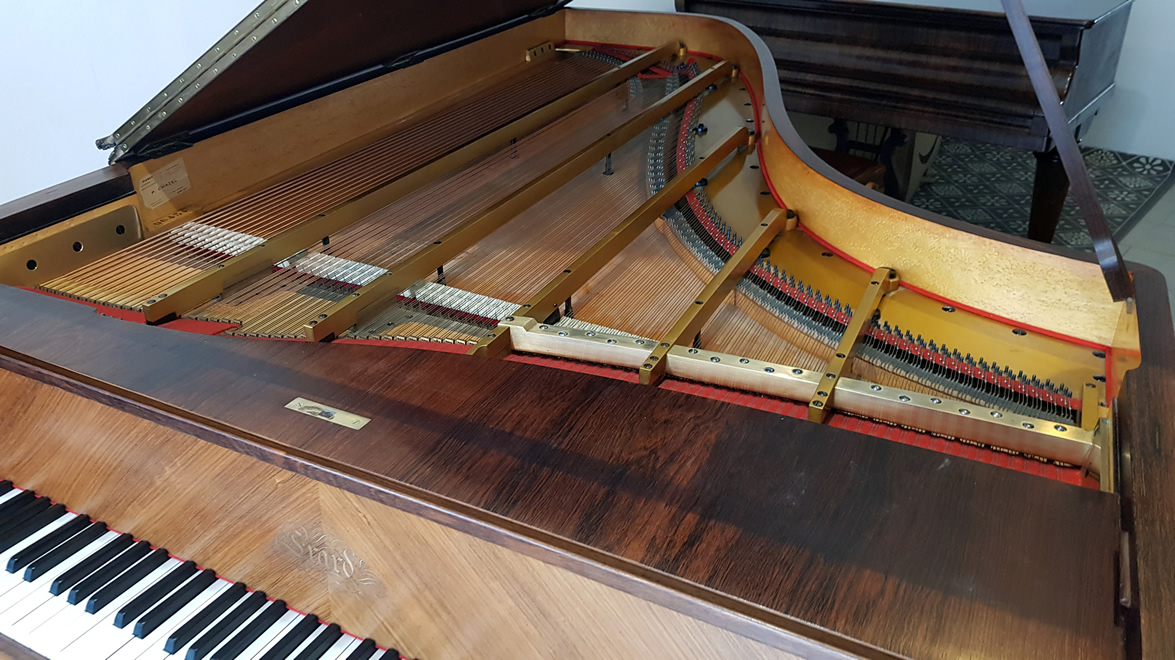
[1117,266,1175,659]
[0,368,828,659]
[0,285,1127,658]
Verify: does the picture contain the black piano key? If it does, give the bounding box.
[344,639,379,660]
[115,559,197,628]
[8,515,92,574]
[259,613,320,660]
[0,480,12,494]
[186,589,268,659]
[293,622,342,660]
[68,539,151,604]
[0,503,66,553]
[210,599,287,660]
[24,521,108,582]
[0,495,52,537]
[0,490,36,521]
[134,568,218,638]
[86,546,170,613]
[49,531,134,596]
[163,581,247,653]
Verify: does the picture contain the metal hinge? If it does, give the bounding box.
[1119,530,1136,613]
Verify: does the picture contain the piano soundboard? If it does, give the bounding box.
[0,482,403,660]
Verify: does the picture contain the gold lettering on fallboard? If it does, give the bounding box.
[273,523,385,598]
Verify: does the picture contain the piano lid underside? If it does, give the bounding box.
[27,46,1111,481]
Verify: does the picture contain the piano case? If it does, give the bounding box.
[0,1,1172,658]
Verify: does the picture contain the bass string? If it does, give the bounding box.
[41,55,610,307]
[191,84,661,336]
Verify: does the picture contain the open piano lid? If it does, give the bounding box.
[97,0,567,164]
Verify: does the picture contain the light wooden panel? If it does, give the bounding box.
[563,8,1135,353]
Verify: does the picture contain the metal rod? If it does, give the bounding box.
[307,59,737,342]
[138,42,682,322]
[470,124,747,358]
[640,208,791,385]
[492,320,1104,472]
[809,266,899,422]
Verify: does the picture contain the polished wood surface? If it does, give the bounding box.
[0,285,1126,658]
[1117,267,1175,659]
[0,368,821,659]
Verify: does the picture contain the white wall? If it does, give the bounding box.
[1081,0,1175,161]
[0,0,1169,206]
[0,1,257,205]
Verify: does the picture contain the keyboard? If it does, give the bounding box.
[0,481,405,659]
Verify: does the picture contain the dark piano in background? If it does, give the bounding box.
[678,0,1134,241]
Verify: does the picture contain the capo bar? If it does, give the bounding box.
[639,208,792,385]
[306,59,737,341]
[808,266,899,422]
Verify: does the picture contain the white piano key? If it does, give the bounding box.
[371,649,389,660]
[282,622,329,658]
[0,488,24,506]
[12,536,145,651]
[52,557,182,659]
[0,529,121,627]
[106,578,232,660]
[136,587,251,660]
[0,512,78,596]
[322,635,362,660]
[23,554,169,657]
[61,561,190,660]
[240,609,300,659]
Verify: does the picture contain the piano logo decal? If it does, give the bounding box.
[273,523,385,598]
[284,397,371,430]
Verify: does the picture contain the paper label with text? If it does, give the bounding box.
[138,159,191,209]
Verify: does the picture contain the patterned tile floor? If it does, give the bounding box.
[911,138,1175,251]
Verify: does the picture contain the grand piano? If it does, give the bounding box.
[679,0,1134,240]
[0,1,1171,658]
